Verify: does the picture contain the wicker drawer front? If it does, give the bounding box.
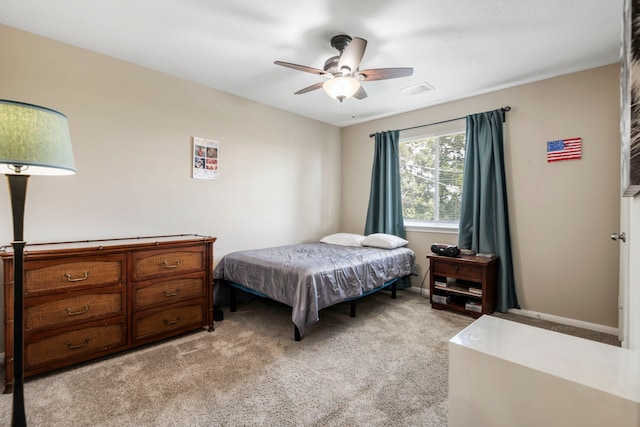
[132,246,206,280]
[433,261,482,281]
[25,256,125,294]
[25,290,124,331]
[25,322,125,368]
[134,303,205,340]
[134,273,206,311]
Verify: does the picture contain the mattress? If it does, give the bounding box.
[213,242,417,336]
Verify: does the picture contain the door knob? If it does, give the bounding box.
[611,232,626,242]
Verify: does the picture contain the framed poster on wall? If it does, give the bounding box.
[192,136,219,180]
[622,0,640,196]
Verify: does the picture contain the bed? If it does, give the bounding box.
[213,234,417,340]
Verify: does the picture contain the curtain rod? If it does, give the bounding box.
[368,106,511,138]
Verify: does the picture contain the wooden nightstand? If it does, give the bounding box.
[427,253,498,318]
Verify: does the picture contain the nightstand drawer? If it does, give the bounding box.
[133,272,206,311]
[433,260,482,281]
[24,255,125,295]
[132,247,206,280]
[25,287,125,331]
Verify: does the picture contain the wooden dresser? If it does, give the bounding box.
[2,234,215,393]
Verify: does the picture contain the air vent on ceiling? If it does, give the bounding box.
[400,82,434,96]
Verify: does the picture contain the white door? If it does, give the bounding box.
[627,196,640,350]
[619,195,640,350]
[617,197,630,347]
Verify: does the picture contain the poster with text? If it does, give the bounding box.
[192,137,219,180]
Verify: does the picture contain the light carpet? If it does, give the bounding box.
[0,289,618,426]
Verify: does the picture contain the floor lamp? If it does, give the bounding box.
[0,100,76,426]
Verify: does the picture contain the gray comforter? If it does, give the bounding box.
[213,242,417,336]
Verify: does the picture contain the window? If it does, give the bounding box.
[399,130,466,228]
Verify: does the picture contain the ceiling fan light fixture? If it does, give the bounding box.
[323,77,360,102]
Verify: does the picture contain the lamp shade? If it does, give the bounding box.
[0,100,76,175]
[322,77,361,102]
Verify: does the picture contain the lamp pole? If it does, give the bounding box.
[8,172,28,427]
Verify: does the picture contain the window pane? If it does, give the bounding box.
[437,133,465,222]
[400,131,465,224]
[400,137,435,221]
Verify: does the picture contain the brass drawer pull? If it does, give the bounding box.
[65,338,91,349]
[65,305,90,316]
[64,272,89,282]
[163,289,180,297]
[162,261,180,269]
[164,317,181,325]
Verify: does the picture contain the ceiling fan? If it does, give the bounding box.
[274,34,414,102]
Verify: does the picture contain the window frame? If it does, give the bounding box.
[399,128,466,233]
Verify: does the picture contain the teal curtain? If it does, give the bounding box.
[458,109,519,311]
[364,130,405,238]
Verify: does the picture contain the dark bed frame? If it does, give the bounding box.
[225,277,402,341]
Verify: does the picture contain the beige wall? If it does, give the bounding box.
[342,64,621,328]
[0,24,622,355]
[0,25,343,353]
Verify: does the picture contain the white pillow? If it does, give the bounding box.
[362,233,409,249]
[320,233,366,247]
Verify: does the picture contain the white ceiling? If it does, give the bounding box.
[0,0,623,127]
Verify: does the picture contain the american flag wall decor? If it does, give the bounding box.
[546,137,582,162]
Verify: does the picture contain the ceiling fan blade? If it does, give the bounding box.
[358,67,414,81]
[354,86,368,100]
[338,37,367,74]
[274,61,327,76]
[294,81,324,95]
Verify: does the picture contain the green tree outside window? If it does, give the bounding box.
[399,131,465,223]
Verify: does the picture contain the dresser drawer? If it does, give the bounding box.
[133,272,206,311]
[132,246,206,280]
[433,260,482,281]
[25,286,125,331]
[24,254,125,295]
[133,302,205,341]
[25,318,126,369]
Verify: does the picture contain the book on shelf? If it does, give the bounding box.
[432,294,450,305]
[465,301,482,313]
[468,287,482,296]
[435,281,448,288]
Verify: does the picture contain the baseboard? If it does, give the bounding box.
[507,308,619,336]
[404,286,618,336]
[405,285,429,297]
